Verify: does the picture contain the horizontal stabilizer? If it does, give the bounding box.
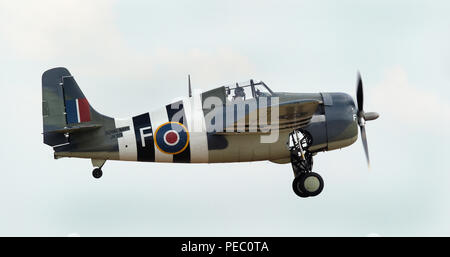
[43,124,102,135]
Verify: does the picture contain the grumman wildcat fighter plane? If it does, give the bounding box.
[42,67,378,198]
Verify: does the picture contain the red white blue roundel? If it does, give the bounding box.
[154,122,189,154]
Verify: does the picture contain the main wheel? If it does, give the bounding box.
[299,172,324,197]
[292,174,309,198]
[92,168,103,179]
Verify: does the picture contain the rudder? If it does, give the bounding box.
[42,67,95,146]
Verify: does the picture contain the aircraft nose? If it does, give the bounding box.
[350,96,358,117]
[323,93,358,150]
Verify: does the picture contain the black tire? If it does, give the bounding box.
[92,168,103,179]
[299,172,324,197]
[292,174,309,198]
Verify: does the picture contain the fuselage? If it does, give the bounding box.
[53,91,358,164]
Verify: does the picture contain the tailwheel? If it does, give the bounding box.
[91,159,106,179]
[92,168,103,179]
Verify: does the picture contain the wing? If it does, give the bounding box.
[207,99,320,134]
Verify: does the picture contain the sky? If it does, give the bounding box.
[0,0,449,236]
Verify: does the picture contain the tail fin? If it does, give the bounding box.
[42,67,101,146]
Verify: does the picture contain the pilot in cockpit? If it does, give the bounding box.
[255,88,262,97]
[233,83,246,101]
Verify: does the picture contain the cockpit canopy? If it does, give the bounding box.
[200,79,274,106]
[224,80,273,102]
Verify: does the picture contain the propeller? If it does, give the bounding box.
[356,72,379,167]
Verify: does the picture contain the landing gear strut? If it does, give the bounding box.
[289,130,324,198]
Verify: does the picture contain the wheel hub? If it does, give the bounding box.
[303,176,320,193]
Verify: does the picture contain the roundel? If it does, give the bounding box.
[154,122,189,155]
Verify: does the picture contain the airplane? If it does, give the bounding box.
[42,67,379,198]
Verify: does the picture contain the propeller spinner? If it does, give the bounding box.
[356,72,379,167]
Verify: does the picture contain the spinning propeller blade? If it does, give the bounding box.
[357,72,364,112]
[355,72,379,168]
[359,125,370,167]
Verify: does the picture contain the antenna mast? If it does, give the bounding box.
[188,74,192,97]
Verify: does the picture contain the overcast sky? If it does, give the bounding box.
[0,0,449,236]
